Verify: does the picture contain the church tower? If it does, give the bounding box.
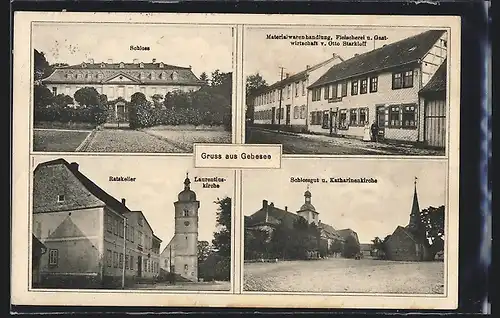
[297,185,319,225]
[173,173,200,282]
[407,177,426,243]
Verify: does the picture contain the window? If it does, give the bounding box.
[139,63,144,68]
[295,82,299,97]
[184,264,188,272]
[119,219,124,237]
[350,109,358,126]
[360,78,368,94]
[129,255,134,270]
[138,231,143,246]
[392,73,403,89]
[339,110,347,129]
[403,70,414,88]
[97,73,103,79]
[171,71,178,80]
[106,214,112,233]
[359,108,369,126]
[52,87,58,96]
[113,218,118,235]
[48,249,58,266]
[351,80,358,95]
[57,194,65,203]
[322,111,330,129]
[100,63,105,68]
[130,226,135,242]
[119,62,124,68]
[312,88,321,101]
[402,104,417,128]
[138,216,144,227]
[300,105,306,119]
[113,252,118,268]
[287,85,291,99]
[341,82,347,97]
[106,250,112,267]
[324,85,330,99]
[389,106,401,126]
[370,76,378,93]
[302,80,306,95]
[159,62,164,68]
[125,255,129,269]
[119,253,123,269]
[293,106,299,119]
[331,84,338,99]
[151,72,156,80]
[183,209,189,217]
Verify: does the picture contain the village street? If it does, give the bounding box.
[244,258,444,294]
[245,127,445,156]
[128,280,231,291]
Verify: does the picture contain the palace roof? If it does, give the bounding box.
[41,61,205,86]
[309,30,446,89]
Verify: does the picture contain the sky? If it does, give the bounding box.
[244,27,433,84]
[32,23,234,78]
[242,159,448,244]
[33,155,234,252]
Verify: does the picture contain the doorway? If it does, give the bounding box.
[137,256,142,277]
[376,106,386,139]
[424,99,446,148]
[285,105,291,126]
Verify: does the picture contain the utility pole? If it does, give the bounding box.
[277,67,284,132]
[122,218,127,289]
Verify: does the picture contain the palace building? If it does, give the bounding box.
[307,30,448,146]
[245,188,359,255]
[32,159,162,289]
[160,175,200,282]
[41,58,205,122]
[250,54,344,131]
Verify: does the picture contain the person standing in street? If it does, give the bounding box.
[371,121,379,142]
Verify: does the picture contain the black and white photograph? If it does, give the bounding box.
[31,156,233,290]
[32,23,234,153]
[242,159,447,294]
[245,27,449,156]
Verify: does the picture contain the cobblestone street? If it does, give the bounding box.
[244,258,445,294]
[246,127,445,156]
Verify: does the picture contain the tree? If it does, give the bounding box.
[199,72,209,84]
[329,239,343,256]
[197,241,211,264]
[34,85,54,110]
[420,205,445,259]
[212,197,231,258]
[151,94,164,109]
[245,73,268,120]
[129,92,148,128]
[342,235,361,258]
[34,49,53,82]
[74,87,101,108]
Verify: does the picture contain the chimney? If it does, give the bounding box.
[88,58,94,64]
[121,198,126,206]
[285,73,290,78]
[354,53,359,57]
[152,58,157,63]
[306,65,310,70]
[107,59,113,64]
[69,162,79,171]
[285,206,288,212]
[133,58,139,64]
[269,202,274,207]
[262,200,268,208]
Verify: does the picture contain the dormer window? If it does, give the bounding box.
[159,62,164,68]
[81,63,87,68]
[160,72,166,79]
[100,62,105,68]
[151,72,155,80]
[119,62,125,68]
[171,71,178,80]
[85,73,90,79]
[139,63,144,68]
[57,195,65,203]
[97,73,103,80]
[65,73,70,79]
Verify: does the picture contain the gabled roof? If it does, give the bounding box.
[309,30,446,89]
[336,228,358,240]
[420,59,447,94]
[102,71,142,84]
[390,225,418,243]
[251,54,344,97]
[35,158,131,215]
[245,204,299,229]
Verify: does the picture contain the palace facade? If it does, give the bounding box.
[41,58,205,122]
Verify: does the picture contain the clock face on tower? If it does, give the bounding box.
[184,221,190,226]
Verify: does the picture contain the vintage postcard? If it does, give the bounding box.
[12,12,460,310]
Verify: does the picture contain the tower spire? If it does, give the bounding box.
[184,172,191,189]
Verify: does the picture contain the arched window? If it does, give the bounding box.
[184,264,188,271]
[119,62,125,68]
[171,71,178,81]
[159,62,164,68]
[100,62,105,68]
[150,72,156,80]
[81,63,87,68]
[183,209,189,217]
[139,62,144,68]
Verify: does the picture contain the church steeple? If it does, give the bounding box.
[297,184,318,225]
[184,172,191,190]
[408,177,425,241]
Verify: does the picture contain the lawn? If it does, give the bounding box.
[244,258,445,294]
[33,129,91,152]
[144,125,232,152]
[34,121,96,130]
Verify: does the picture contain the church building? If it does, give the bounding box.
[160,175,200,282]
[384,178,431,261]
[245,187,359,255]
